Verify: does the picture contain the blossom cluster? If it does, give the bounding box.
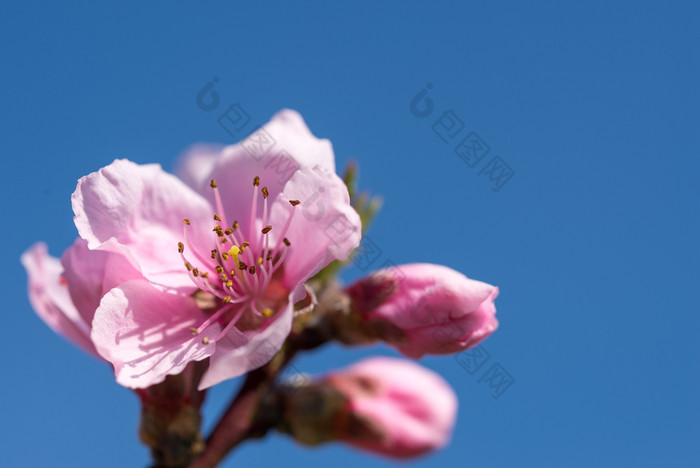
[22,110,499,463]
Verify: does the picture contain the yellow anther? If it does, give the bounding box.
[232,221,239,230]
[289,200,300,206]
[201,272,209,278]
[202,337,210,344]
[215,265,224,273]
[214,213,221,222]
[229,269,236,276]
[224,228,233,235]
[190,327,199,335]
[222,296,231,304]
[225,280,233,288]
[253,176,260,186]
[222,252,229,260]
[192,268,200,277]
[262,308,273,317]
[257,257,263,265]
[183,218,191,225]
[178,242,184,253]
[262,225,272,234]
[210,179,218,188]
[262,186,269,198]
[227,245,241,269]
[221,237,228,244]
[249,266,257,274]
[184,262,193,271]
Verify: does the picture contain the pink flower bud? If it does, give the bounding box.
[326,356,457,458]
[346,263,499,358]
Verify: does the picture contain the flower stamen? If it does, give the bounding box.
[179,175,300,343]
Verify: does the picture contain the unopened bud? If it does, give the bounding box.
[278,357,457,459]
[344,263,498,358]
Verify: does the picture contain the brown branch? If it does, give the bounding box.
[188,345,297,468]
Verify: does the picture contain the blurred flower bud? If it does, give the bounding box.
[278,357,457,458]
[344,263,499,357]
[137,361,208,467]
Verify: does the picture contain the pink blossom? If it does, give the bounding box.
[21,239,142,358]
[326,356,458,458]
[347,263,498,357]
[21,242,98,357]
[27,109,361,389]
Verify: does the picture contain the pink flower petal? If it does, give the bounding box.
[268,165,362,287]
[256,108,335,172]
[21,243,99,357]
[71,159,213,291]
[198,110,336,235]
[174,143,225,191]
[60,238,142,327]
[91,280,219,388]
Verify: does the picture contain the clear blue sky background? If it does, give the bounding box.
[1,1,698,466]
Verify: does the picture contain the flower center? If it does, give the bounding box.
[177,176,300,344]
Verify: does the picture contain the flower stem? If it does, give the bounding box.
[188,345,297,468]
[140,362,208,468]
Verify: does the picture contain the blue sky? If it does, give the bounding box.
[1,1,698,466]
